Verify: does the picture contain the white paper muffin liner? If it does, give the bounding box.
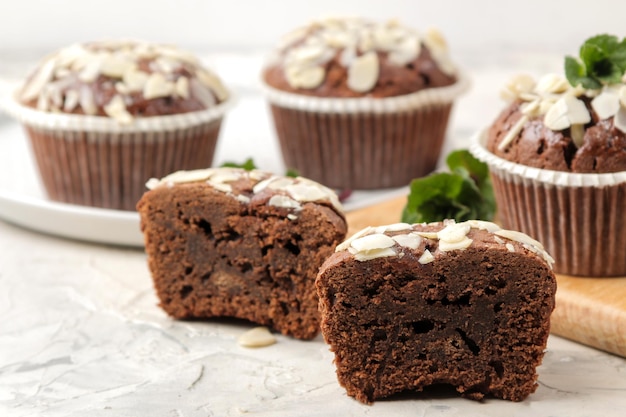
[0,91,233,211]
[261,72,470,189]
[471,130,626,277]
[261,70,470,114]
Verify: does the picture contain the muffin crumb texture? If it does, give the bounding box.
[138,167,347,340]
[317,220,556,403]
[264,17,457,97]
[19,40,229,123]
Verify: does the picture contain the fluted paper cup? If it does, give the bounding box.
[262,72,470,190]
[471,130,626,277]
[1,92,233,211]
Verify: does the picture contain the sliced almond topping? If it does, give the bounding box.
[123,69,149,92]
[619,85,626,108]
[505,243,516,253]
[439,237,473,252]
[189,78,216,107]
[614,107,626,133]
[388,36,420,66]
[501,74,536,101]
[196,69,229,101]
[570,123,585,148]
[544,95,590,130]
[354,247,396,262]
[175,76,190,98]
[238,327,276,348]
[103,95,133,124]
[335,226,374,252]
[535,73,569,94]
[347,51,379,92]
[520,99,541,116]
[268,195,301,210]
[498,115,529,151]
[100,55,136,78]
[78,57,104,83]
[437,222,471,243]
[79,85,97,115]
[285,65,325,89]
[63,89,79,112]
[391,233,422,249]
[143,72,174,100]
[424,27,447,54]
[351,233,395,252]
[418,249,435,264]
[21,57,56,102]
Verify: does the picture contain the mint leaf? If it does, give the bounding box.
[220,158,257,171]
[285,168,299,178]
[565,34,626,89]
[401,150,495,223]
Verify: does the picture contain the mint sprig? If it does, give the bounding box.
[220,157,258,171]
[565,34,626,89]
[401,150,495,224]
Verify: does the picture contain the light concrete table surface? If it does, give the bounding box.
[1,51,625,417]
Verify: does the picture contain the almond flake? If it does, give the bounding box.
[285,65,325,89]
[143,72,174,99]
[190,78,216,107]
[439,237,473,251]
[347,51,379,92]
[196,69,229,101]
[614,107,626,133]
[79,85,97,115]
[437,222,471,243]
[498,115,529,151]
[78,57,103,82]
[591,91,620,120]
[63,89,79,112]
[176,76,190,98]
[100,55,136,78]
[335,226,374,253]
[354,247,396,261]
[238,327,276,348]
[388,36,419,66]
[268,195,301,210]
[123,69,149,92]
[544,95,590,131]
[424,27,447,54]
[570,124,585,148]
[391,233,422,249]
[620,85,626,108]
[501,74,536,101]
[351,233,395,252]
[535,73,569,94]
[21,58,56,102]
[103,95,133,124]
[418,249,435,264]
[505,243,516,253]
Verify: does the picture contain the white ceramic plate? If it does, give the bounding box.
[0,120,407,247]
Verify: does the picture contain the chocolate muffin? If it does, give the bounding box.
[262,17,469,189]
[317,220,556,403]
[2,40,232,210]
[137,167,347,340]
[472,70,626,276]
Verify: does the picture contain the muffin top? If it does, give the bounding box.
[486,35,626,173]
[145,167,344,218]
[263,17,458,98]
[18,40,229,124]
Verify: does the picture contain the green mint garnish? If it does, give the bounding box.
[565,34,626,89]
[401,149,495,224]
[220,158,258,171]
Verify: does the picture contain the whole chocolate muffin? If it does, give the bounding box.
[2,40,232,210]
[317,220,556,403]
[262,17,469,189]
[472,60,626,276]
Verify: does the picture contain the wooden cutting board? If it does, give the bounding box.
[346,196,626,358]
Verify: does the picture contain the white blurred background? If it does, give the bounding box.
[0,0,624,171]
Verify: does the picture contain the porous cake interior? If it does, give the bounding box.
[139,185,345,340]
[318,246,555,402]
